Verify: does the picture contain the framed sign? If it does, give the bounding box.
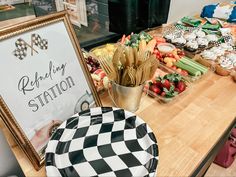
[0,11,102,170]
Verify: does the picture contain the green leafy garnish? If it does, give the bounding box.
[163,85,178,98]
[125,31,153,47]
[163,73,182,82]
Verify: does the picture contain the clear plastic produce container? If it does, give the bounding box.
[143,64,191,103]
[162,56,210,82]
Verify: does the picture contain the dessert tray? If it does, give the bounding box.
[163,28,219,57]
[45,107,158,177]
[195,44,236,76]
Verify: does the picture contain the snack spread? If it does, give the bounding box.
[86,14,236,102]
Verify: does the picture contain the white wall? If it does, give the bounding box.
[167,0,231,23]
[0,130,24,177]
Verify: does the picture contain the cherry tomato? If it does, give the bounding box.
[181,70,189,76]
[161,92,166,97]
[172,66,177,70]
[166,53,174,58]
[156,53,162,59]
[153,49,159,54]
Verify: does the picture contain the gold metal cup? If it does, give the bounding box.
[109,81,144,112]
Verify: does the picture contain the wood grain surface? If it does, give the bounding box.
[1,71,236,176]
[0,15,35,29]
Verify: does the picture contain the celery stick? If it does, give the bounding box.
[181,57,208,73]
[175,61,201,76]
[180,57,208,74]
[182,57,208,72]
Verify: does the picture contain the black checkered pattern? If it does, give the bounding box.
[174,24,182,31]
[13,38,27,60]
[173,23,197,32]
[212,41,221,47]
[46,107,158,177]
[32,33,48,50]
[175,30,183,38]
[223,35,233,44]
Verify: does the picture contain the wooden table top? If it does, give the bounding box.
[1,72,236,176]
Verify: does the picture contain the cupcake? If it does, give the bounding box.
[164,33,176,43]
[197,38,209,48]
[206,34,218,44]
[184,33,196,41]
[216,53,236,76]
[201,50,217,61]
[195,30,206,38]
[219,43,234,51]
[210,47,225,57]
[219,56,233,70]
[224,53,236,67]
[171,37,186,48]
[227,53,236,63]
[185,40,198,52]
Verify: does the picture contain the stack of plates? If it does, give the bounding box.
[46,107,158,177]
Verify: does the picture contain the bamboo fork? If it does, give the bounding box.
[99,57,117,81]
[127,66,136,86]
[121,68,129,86]
[149,55,159,78]
[112,46,122,83]
[135,67,143,86]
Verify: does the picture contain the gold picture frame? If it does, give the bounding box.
[0,11,102,170]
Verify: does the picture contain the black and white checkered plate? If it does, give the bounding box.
[45,107,158,177]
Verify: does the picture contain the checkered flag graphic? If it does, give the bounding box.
[32,33,48,50]
[223,35,233,45]
[174,24,182,31]
[212,41,221,47]
[174,30,183,38]
[13,38,27,60]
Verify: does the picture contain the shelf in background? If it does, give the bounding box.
[0,4,15,12]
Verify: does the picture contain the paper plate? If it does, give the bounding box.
[45,107,158,177]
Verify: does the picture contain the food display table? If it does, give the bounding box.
[1,71,236,177]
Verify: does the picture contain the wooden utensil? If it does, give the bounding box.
[149,55,159,78]
[124,46,135,67]
[135,66,143,86]
[133,47,138,66]
[121,68,129,86]
[112,48,122,83]
[119,50,126,67]
[112,45,122,67]
[127,66,136,86]
[99,57,117,81]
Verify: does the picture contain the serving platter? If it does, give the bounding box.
[45,107,158,177]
